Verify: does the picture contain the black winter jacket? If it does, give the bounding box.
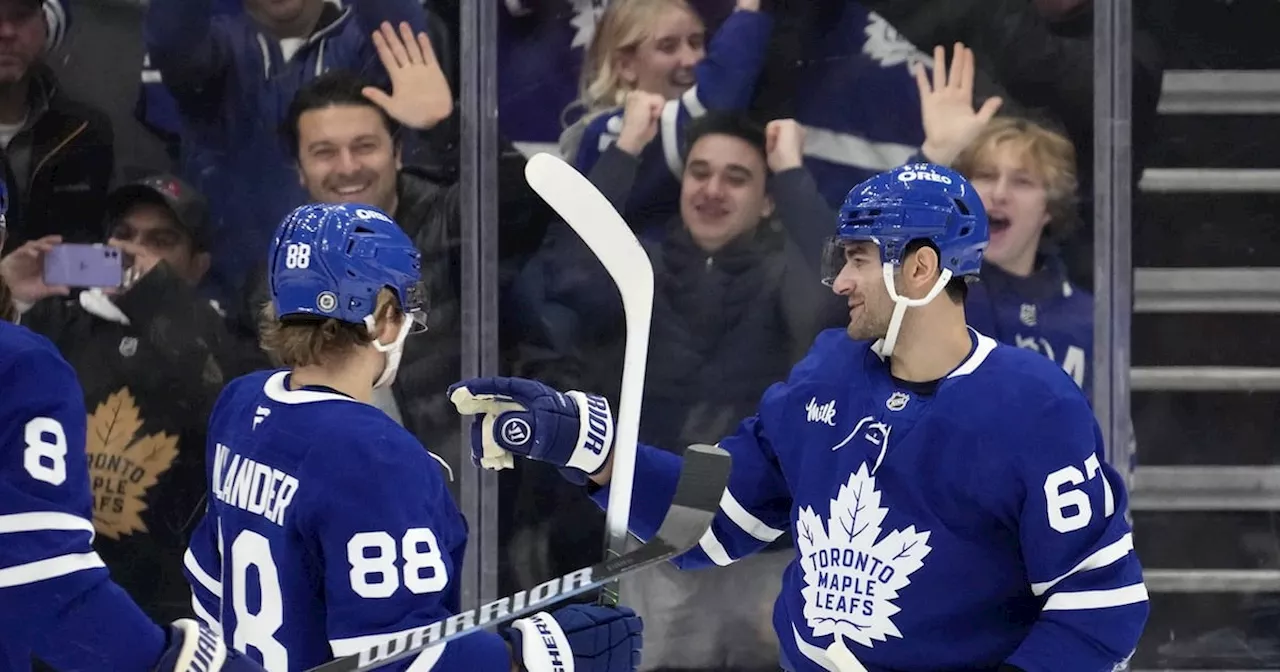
[519,145,845,450]
[3,65,115,249]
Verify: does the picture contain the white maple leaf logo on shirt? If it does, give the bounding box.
[797,463,932,650]
[570,0,608,49]
[862,12,933,71]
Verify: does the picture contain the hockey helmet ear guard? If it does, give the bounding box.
[824,162,989,356]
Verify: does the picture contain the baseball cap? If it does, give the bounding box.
[105,174,211,250]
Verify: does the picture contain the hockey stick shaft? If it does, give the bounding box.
[522,153,655,605]
[302,444,730,672]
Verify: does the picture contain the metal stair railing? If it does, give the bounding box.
[1130,71,1280,605]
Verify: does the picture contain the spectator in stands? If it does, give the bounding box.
[0,0,114,250]
[563,0,772,240]
[241,23,551,465]
[521,109,844,672]
[143,0,432,305]
[0,174,264,642]
[953,117,1093,395]
[902,44,1091,394]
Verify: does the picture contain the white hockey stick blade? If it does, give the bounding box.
[302,444,731,672]
[523,152,655,602]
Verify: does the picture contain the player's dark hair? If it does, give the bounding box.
[283,70,403,160]
[902,239,969,303]
[682,111,768,169]
[259,288,403,368]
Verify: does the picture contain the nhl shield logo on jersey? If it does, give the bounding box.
[797,463,932,657]
[885,392,909,411]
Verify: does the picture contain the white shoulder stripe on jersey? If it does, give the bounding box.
[0,511,96,539]
[0,551,105,588]
[719,488,785,543]
[263,371,358,405]
[1030,533,1135,596]
[946,329,999,379]
[190,594,221,636]
[330,627,447,671]
[183,548,223,599]
[659,85,707,178]
[1043,583,1149,611]
[800,125,919,173]
[660,96,683,178]
[682,85,707,118]
[696,527,735,567]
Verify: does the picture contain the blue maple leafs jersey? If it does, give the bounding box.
[572,8,773,240]
[0,321,166,671]
[595,328,1148,672]
[966,257,1094,399]
[185,370,511,671]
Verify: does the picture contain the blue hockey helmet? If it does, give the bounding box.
[268,203,427,387]
[268,202,427,331]
[822,162,988,355]
[824,162,988,283]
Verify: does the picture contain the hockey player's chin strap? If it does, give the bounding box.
[366,314,413,389]
[873,263,953,358]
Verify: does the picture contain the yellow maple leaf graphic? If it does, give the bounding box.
[86,388,180,540]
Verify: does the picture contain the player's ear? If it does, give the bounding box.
[905,245,940,297]
[371,291,405,344]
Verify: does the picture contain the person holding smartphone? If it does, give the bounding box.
[0,173,266,663]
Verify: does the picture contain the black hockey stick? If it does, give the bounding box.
[303,443,730,672]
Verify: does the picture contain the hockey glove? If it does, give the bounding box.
[153,619,266,672]
[449,376,614,485]
[504,604,643,672]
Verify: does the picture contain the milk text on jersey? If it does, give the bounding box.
[211,442,300,525]
[806,397,837,426]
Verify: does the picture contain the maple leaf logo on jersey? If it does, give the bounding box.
[796,463,932,652]
[86,388,179,539]
[862,12,932,71]
[569,0,608,50]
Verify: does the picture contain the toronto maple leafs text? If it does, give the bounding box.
[806,549,895,617]
[90,452,150,515]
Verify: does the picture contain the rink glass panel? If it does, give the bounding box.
[40,0,1280,668]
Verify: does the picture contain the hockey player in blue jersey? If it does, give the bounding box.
[182,202,643,672]
[450,162,1149,671]
[0,181,264,671]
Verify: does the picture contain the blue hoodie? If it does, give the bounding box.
[143,0,428,303]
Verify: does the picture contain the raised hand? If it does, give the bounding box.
[615,90,666,156]
[914,43,1003,166]
[363,21,453,131]
[765,118,806,173]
